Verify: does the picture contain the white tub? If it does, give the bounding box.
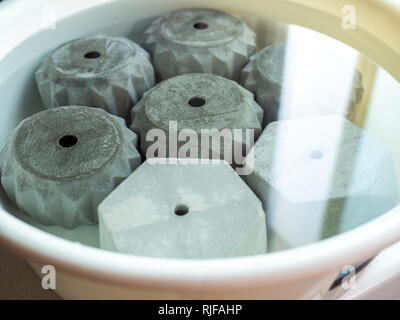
[1,0,400,299]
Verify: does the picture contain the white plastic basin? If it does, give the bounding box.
[1,0,400,299]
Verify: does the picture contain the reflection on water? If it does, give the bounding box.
[244,116,398,251]
[242,23,400,251]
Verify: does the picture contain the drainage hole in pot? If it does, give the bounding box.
[174,205,189,216]
[59,135,78,148]
[310,150,324,159]
[84,51,101,59]
[193,22,208,30]
[188,97,206,107]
